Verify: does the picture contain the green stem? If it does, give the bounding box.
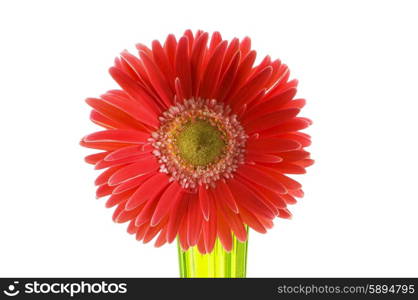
[178,228,248,278]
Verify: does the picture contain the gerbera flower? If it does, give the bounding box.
[81,30,313,254]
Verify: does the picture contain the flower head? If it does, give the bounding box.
[81,30,313,253]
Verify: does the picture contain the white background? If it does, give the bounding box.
[1,0,417,277]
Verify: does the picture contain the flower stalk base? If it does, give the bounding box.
[178,232,248,278]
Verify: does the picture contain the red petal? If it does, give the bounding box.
[294,159,314,168]
[95,154,150,170]
[100,92,158,129]
[208,31,221,49]
[265,59,282,89]
[282,99,306,109]
[178,217,189,251]
[127,219,138,235]
[278,208,292,219]
[175,36,192,99]
[85,152,108,164]
[239,36,251,56]
[115,204,143,223]
[274,163,307,174]
[230,66,272,111]
[214,181,239,213]
[281,194,297,205]
[268,78,298,98]
[125,173,170,211]
[190,32,209,96]
[133,191,162,227]
[86,98,147,131]
[236,177,280,216]
[258,215,274,229]
[112,173,153,194]
[166,192,189,243]
[198,185,211,221]
[83,129,149,144]
[227,178,275,219]
[155,227,168,247]
[105,190,133,208]
[135,222,149,241]
[289,189,304,198]
[151,40,175,91]
[216,212,232,252]
[109,67,164,116]
[90,110,130,130]
[144,219,167,243]
[104,144,152,161]
[151,181,183,226]
[224,51,256,102]
[217,198,247,242]
[247,137,301,153]
[80,140,131,151]
[115,56,141,81]
[187,193,203,247]
[216,51,240,102]
[95,165,125,186]
[251,183,287,209]
[245,153,283,164]
[279,150,310,162]
[265,65,290,96]
[139,50,174,107]
[164,34,177,70]
[243,108,300,133]
[174,77,185,103]
[135,43,152,56]
[273,133,311,147]
[220,38,239,76]
[108,158,159,185]
[183,29,194,52]
[250,55,271,79]
[202,195,217,253]
[241,88,265,115]
[256,165,302,191]
[260,118,310,137]
[197,237,207,254]
[112,201,127,222]
[237,164,287,194]
[96,184,114,198]
[243,88,297,123]
[119,50,162,103]
[238,206,267,233]
[199,41,228,99]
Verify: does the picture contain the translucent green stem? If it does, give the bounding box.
[178,229,248,278]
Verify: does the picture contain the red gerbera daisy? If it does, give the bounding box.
[81,30,313,254]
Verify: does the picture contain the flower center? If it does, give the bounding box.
[176,120,226,166]
[150,98,247,190]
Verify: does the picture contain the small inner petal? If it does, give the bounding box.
[150,98,247,190]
